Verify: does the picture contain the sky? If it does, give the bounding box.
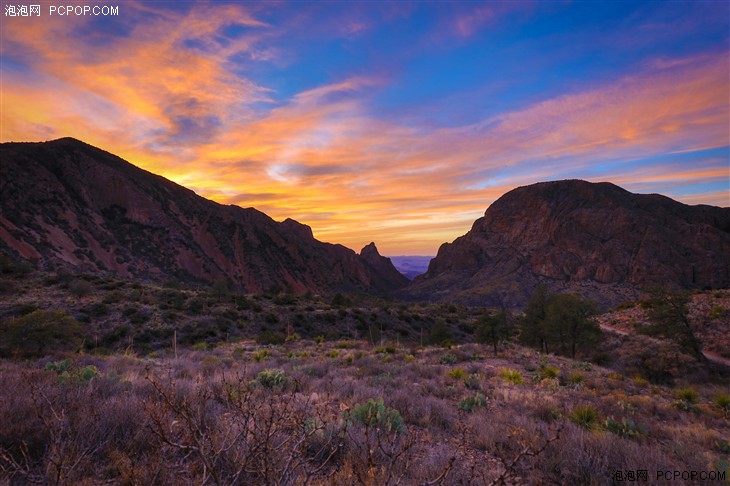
[1,1,729,256]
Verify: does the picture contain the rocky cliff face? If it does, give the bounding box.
[402,180,730,308]
[0,138,407,294]
[359,242,410,290]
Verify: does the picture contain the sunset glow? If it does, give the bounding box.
[2,1,728,255]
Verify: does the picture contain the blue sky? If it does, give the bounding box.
[2,1,728,254]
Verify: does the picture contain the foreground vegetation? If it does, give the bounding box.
[1,340,729,484]
[0,263,728,484]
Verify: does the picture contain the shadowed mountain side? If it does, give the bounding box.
[0,138,407,294]
[359,242,410,289]
[400,180,730,309]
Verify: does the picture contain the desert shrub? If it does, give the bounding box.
[714,393,730,416]
[273,293,296,306]
[254,369,288,389]
[458,393,488,412]
[252,349,271,362]
[347,398,404,434]
[538,365,560,380]
[44,359,98,383]
[157,289,186,310]
[567,372,584,385]
[709,305,726,320]
[673,387,700,412]
[256,331,285,345]
[429,319,454,346]
[264,312,279,324]
[86,302,109,317]
[499,368,524,385]
[69,280,93,298]
[191,342,208,351]
[674,387,699,403]
[186,296,207,314]
[330,293,351,307]
[0,310,85,358]
[325,350,339,359]
[570,404,600,430]
[463,373,481,390]
[447,367,468,381]
[314,335,325,344]
[285,332,301,342]
[572,361,593,371]
[614,301,636,311]
[439,353,458,365]
[604,417,647,438]
[373,343,396,354]
[0,254,32,275]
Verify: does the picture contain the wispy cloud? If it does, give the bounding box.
[2,4,728,255]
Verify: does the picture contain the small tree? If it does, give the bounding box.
[519,285,550,353]
[475,310,512,355]
[646,288,704,361]
[211,278,230,302]
[69,280,93,299]
[429,319,453,346]
[545,294,600,359]
[0,310,85,358]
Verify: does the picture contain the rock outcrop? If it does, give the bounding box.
[0,138,407,294]
[359,242,410,290]
[402,180,730,308]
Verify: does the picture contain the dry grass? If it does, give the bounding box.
[1,270,728,484]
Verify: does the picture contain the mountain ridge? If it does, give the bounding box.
[400,179,730,308]
[0,138,407,294]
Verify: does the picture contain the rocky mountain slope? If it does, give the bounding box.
[402,180,730,308]
[0,138,407,294]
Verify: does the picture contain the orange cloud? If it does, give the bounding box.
[1,6,728,255]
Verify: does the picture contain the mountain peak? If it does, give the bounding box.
[403,180,730,308]
[0,138,406,295]
[360,242,380,257]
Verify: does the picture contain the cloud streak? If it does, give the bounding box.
[2,3,728,255]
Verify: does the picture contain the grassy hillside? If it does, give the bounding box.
[1,263,728,484]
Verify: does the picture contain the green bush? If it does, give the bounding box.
[256,331,285,345]
[499,368,524,385]
[439,353,458,365]
[604,417,647,438]
[0,310,85,358]
[714,393,730,416]
[429,319,454,346]
[348,398,404,434]
[254,369,288,389]
[447,367,468,380]
[458,392,488,412]
[373,343,397,354]
[674,387,699,404]
[568,371,584,382]
[538,365,560,380]
[69,280,93,298]
[709,305,726,320]
[252,349,271,362]
[570,404,600,430]
[44,359,98,383]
